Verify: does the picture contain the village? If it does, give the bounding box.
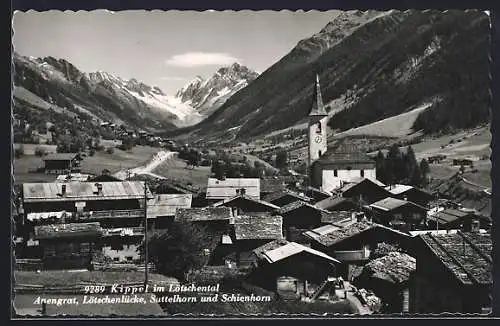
[11,76,492,317]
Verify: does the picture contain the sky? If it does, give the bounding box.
[13,10,340,95]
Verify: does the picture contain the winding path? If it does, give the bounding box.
[113,150,176,180]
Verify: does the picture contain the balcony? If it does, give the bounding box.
[86,209,144,219]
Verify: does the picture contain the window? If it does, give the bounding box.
[318,150,322,157]
[316,122,322,134]
[360,169,365,177]
[126,256,133,261]
[334,170,338,177]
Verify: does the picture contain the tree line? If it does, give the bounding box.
[375,145,430,188]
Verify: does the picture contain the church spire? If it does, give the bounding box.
[309,74,328,116]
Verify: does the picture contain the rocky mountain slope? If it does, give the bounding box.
[175,63,259,117]
[167,9,489,142]
[12,53,203,131]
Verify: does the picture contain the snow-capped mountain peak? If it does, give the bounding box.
[175,63,259,117]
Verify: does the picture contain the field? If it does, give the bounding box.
[13,145,160,184]
[333,103,431,139]
[152,156,212,189]
[79,146,159,175]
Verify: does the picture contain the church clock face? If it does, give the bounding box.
[314,135,323,143]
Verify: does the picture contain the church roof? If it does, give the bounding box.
[316,142,375,165]
[309,74,328,116]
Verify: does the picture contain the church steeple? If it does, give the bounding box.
[309,74,328,117]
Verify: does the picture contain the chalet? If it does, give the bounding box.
[353,252,416,313]
[314,196,358,212]
[206,178,261,202]
[368,197,428,231]
[409,231,492,313]
[219,215,284,267]
[274,200,332,242]
[42,153,81,174]
[426,208,491,231]
[304,186,332,203]
[385,184,434,207]
[263,190,312,207]
[305,220,412,277]
[250,240,340,299]
[338,177,392,205]
[147,194,193,229]
[33,222,103,269]
[22,181,154,228]
[211,194,280,215]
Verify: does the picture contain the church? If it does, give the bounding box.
[308,75,377,192]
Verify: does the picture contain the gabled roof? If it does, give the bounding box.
[370,197,427,212]
[34,222,103,240]
[303,224,342,242]
[308,221,376,247]
[206,178,260,200]
[427,208,473,225]
[175,207,233,222]
[263,190,312,204]
[276,200,331,217]
[320,210,354,224]
[253,239,290,259]
[385,184,434,198]
[42,153,79,161]
[147,194,193,218]
[315,196,357,211]
[305,186,332,201]
[260,242,340,264]
[22,181,153,203]
[211,195,280,211]
[233,215,283,240]
[317,143,375,166]
[419,232,492,285]
[340,177,387,193]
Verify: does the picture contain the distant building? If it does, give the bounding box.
[368,197,428,231]
[206,178,260,202]
[409,231,492,313]
[338,177,391,205]
[426,208,491,231]
[42,153,81,174]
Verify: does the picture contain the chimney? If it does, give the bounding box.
[240,188,246,196]
[95,183,103,195]
[471,219,480,233]
[61,184,67,196]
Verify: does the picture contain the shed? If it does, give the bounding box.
[42,153,81,174]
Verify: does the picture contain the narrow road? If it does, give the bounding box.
[113,151,176,180]
[335,281,373,315]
